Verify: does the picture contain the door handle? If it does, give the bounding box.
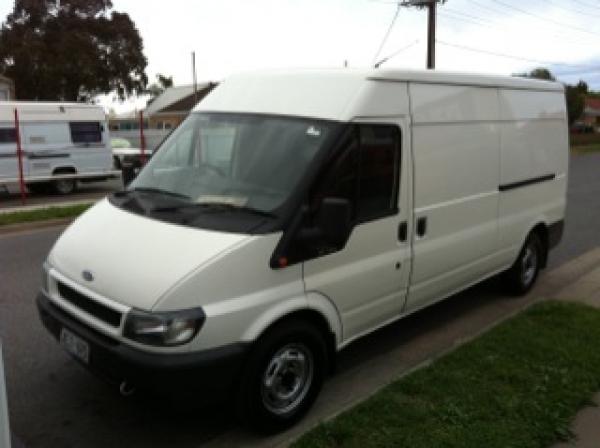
[416,216,427,238]
[398,221,408,242]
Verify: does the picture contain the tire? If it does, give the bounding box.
[113,156,122,170]
[504,232,544,295]
[236,319,328,433]
[52,178,77,195]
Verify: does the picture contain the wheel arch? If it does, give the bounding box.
[241,298,340,372]
[52,165,77,175]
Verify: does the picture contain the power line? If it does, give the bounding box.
[572,0,600,11]
[438,9,597,47]
[465,0,514,18]
[374,39,420,67]
[538,0,600,19]
[436,39,600,69]
[372,2,402,66]
[489,0,600,37]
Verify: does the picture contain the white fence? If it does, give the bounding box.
[0,342,10,448]
[110,129,171,153]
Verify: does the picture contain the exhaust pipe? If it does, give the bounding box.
[119,381,136,397]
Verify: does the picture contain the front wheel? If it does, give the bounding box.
[504,232,543,295]
[236,320,328,432]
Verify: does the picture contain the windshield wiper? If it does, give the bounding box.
[130,187,191,200]
[151,202,277,218]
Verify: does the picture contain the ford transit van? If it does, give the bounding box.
[37,69,568,430]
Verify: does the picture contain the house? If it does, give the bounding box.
[0,75,15,100]
[144,82,217,130]
[108,110,147,131]
[582,97,600,130]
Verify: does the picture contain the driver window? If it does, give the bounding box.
[313,123,401,224]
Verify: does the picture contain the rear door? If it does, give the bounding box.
[303,119,413,341]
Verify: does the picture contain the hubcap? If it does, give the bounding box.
[261,343,314,415]
[521,243,538,286]
[55,179,74,194]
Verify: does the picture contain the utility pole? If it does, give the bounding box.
[191,51,198,105]
[401,0,440,69]
[426,0,436,69]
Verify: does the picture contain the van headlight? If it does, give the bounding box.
[123,308,206,346]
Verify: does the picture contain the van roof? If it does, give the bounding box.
[195,68,564,122]
[369,68,564,91]
[0,101,106,122]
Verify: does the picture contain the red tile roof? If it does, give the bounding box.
[585,97,600,110]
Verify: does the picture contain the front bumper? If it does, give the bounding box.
[36,292,248,401]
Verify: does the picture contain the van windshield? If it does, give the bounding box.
[124,113,337,226]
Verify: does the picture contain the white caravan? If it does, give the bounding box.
[0,102,116,194]
[37,69,568,430]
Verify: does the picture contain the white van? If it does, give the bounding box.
[0,102,116,194]
[36,69,568,430]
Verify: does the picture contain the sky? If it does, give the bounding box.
[1,0,600,113]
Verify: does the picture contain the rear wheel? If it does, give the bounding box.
[504,232,544,295]
[52,177,77,195]
[236,319,328,432]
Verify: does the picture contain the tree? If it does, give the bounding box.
[0,0,148,101]
[566,84,586,125]
[515,67,587,125]
[145,74,174,105]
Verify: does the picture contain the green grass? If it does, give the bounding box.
[0,203,92,227]
[294,301,600,448]
[572,143,600,155]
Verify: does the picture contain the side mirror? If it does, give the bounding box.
[314,197,352,247]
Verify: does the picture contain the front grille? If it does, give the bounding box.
[56,282,122,327]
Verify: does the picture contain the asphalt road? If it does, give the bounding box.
[0,153,599,448]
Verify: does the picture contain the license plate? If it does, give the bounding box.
[60,328,90,364]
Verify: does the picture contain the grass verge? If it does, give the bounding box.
[0,203,92,227]
[294,301,600,448]
[572,143,600,155]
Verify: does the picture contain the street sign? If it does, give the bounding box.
[0,342,10,448]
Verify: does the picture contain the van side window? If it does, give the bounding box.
[0,128,17,144]
[70,122,102,144]
[357,125,400,220]
[316,124,400,223]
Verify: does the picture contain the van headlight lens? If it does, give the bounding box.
[123,308,206,346]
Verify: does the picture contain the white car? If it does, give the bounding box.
[37,69,568,431]
[111,138,150,170]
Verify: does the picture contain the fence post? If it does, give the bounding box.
[0,341,11,448]
[139,111,146,166]
[13,109,26,206]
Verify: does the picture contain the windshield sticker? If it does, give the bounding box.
[306,126,321,137]
[197,195,248,206]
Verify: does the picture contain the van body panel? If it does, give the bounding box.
[161,233,305,351]
[48,199,250,311]
[496,89,568,265]
[407,83,502,311]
